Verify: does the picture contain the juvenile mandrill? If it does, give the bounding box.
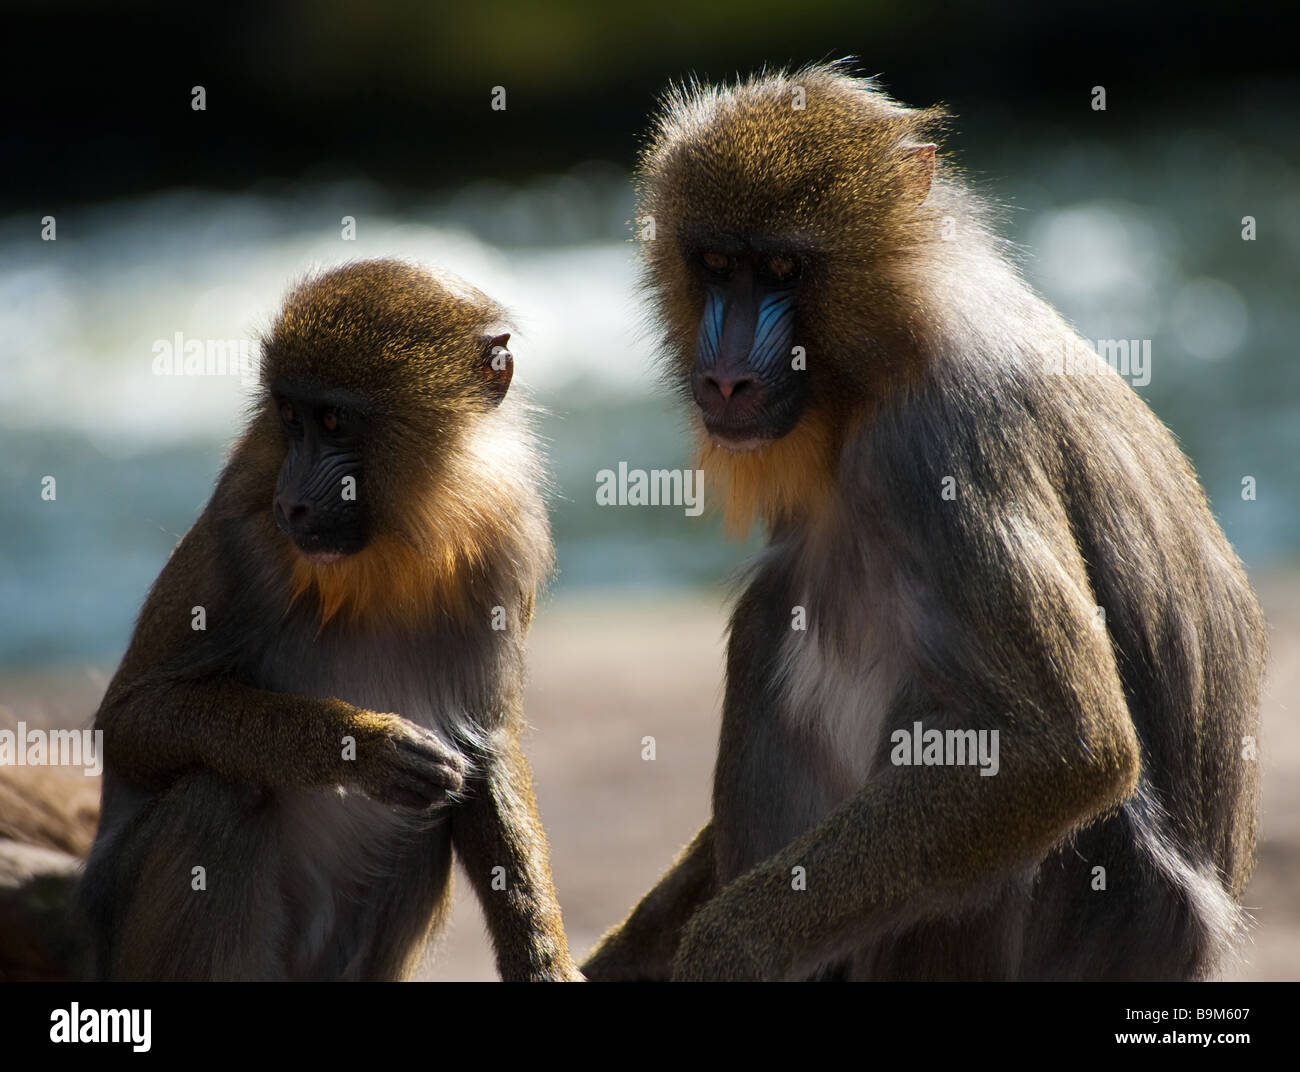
[584,65,1266,981]
[82,259,580,981]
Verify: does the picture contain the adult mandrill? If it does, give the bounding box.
[81,259,581,981]
[583,64,1266,981]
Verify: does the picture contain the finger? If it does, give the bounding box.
[394,732,467,772]
[383,773,453,810]
[374,783,440,810]
[391,747,465,786]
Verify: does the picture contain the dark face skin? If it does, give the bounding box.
[271,380,370,562]
[687,233,809,449]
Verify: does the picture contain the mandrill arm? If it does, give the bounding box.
[674,493,1142,981]
[94,521,465,810]
[451,733,583,980]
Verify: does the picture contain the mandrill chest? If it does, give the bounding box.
[775,610,901,802]
[717,536,906,879]
[247,613,499,854]
[252,611,502,743]
[775,527,905,798]
[246,613,505,956]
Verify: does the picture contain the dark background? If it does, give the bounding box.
[5,1,1294,208]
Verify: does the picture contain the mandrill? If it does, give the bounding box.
[583,64,1266,982]
[81,259,581,981]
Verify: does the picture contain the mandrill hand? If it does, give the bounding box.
[346,713,466,810]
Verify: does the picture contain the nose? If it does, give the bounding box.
[702,373,754,403]
[274,496,311,532]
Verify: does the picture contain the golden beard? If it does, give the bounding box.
[695,410,837,537]
[288,528,486,628]
[287,419,547,629]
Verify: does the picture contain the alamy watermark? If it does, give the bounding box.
[596,462,704,517]
[50,1003,151,1052]
[890,722,1000,777]
[1044,338,1151,387]
[0,723,103,776]
[152,332,256,386]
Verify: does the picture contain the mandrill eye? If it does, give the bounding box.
[700,250,730,274]
[321,408,339,433]
[279,400,297,425]
[765,255,799,283]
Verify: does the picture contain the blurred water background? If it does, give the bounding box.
[1,2,1297,667]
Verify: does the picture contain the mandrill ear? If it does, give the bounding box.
[478,332,513,406]
[898,143,937,204]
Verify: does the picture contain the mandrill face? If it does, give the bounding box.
[269,382,372,563]
[639,67,944,475]
[682,229,812,450]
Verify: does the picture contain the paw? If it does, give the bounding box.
[350,715,466,810]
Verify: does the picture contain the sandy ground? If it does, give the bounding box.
[1,580,1296,981]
